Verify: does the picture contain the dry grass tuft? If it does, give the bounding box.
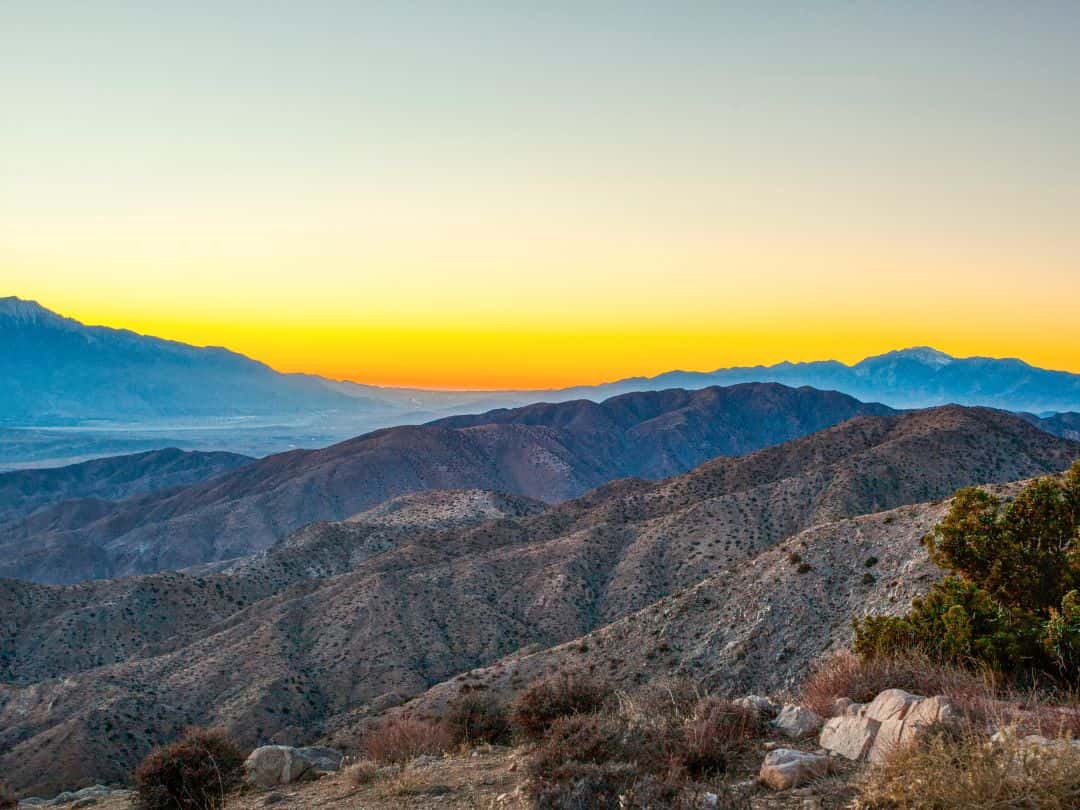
[360,715,454,764]
[343,758,384,786]
[615,676,702,726]
[798,650,998,719]
[856,726,1080,809]
[679,697,761,778]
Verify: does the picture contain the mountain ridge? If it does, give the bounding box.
[0,383,892,583]
[1,405,1075,795]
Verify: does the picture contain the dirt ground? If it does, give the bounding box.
[35,741,858,810]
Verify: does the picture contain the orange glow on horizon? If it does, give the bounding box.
[15,291,1080,391]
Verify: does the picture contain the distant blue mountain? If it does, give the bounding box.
[579,346,1080,414]
[4,296,1079,435]
[0,297,397,423]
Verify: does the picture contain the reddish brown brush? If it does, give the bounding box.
[679,697,761,778]
[132,727,244,810]
[360,715,455,764]
[797,650,998,720]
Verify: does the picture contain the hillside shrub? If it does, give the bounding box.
[0,782,16,810]
[512,671,609,740]
[530,761,685,810]
[854,462,1080,682]
[132,727,244,810]
[443,692,511,745]
[524,682,760,807]
[527,713,681,808]
[360,715,454,764]
[678,697,760,777]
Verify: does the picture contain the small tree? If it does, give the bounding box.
[854,461,1080,681]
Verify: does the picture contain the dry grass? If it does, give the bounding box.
[360,715,455,764]
[343,758,384,786]
[523,679,765,807]
[855,726,1080,809]
[679,697,761,778]
[614,676,702,725]
[798,650,998,719]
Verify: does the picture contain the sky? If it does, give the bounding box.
[3,2,1079,389]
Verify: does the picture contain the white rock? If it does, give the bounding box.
[819,714,880,760]
[758,748,829,790]
[815,689,960,763]
[772,705,824,738]
[864,689,922,723]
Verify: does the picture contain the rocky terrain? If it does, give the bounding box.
[1,403,1076,795]
[0,383,892,583]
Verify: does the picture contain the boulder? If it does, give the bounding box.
[244,745,342,788]
[758,748,830,790]
[819,714,880,760]
[864,689,922,723]
[772,705,824,738]
[294,746,342,772]
[735,695,780,718]
[816,690,960,763]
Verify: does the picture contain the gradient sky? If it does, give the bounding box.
[3,2,1079,388]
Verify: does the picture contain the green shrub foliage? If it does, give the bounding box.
[854,461,1080,681]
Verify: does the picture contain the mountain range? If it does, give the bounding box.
[4,296,1080,469]
[0,383,891,583]
[2,403,1076,795]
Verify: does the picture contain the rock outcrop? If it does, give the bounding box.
[819,689,959,763]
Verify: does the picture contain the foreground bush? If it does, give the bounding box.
[360,715,454,764]
[523,679,764,808]
[132,727,244,810]
[854,463,1080,682]
[679,697,760,778]
[531,761,685,810]
[527,713,681,808]
[512,671,609,740]
[856,726,1080,809]
[443,692,512,745]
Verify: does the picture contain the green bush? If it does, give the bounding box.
[854,461,1080,681]
[132,727,245,810]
